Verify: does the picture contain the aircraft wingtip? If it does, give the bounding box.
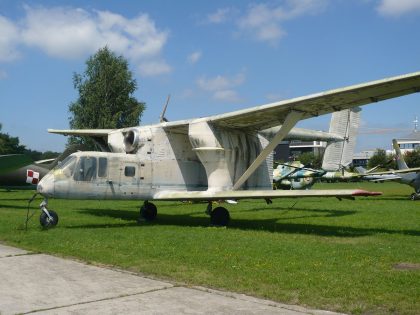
[352,189,382,196]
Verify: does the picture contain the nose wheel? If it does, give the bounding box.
[410,193,420,200]
[39,199,59,228]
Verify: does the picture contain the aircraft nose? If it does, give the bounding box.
[37,173,54,197]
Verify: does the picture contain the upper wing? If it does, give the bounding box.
[48,129,113,137]
[153,189,381,201]
[48,72,420,138]
[207,72,420,131]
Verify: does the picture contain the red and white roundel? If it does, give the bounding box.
[26,170,40,185]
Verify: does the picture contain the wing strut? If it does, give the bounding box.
[233,110,304,190]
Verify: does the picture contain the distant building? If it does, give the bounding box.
[273,140,327,162]
[391,116,420,154]
[288,140,327,158]
[273,141,290,162]
[352,150,376,167]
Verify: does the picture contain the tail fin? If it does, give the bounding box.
[322,107,361,171]
[392,139,408,170]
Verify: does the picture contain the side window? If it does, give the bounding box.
[98,157,108,178]
[124,166,136,177]
[74,157,97,181]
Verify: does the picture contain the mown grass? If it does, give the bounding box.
[0,182,419,314]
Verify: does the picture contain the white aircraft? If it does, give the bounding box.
[36,72,420,228]
[364,139,420,200]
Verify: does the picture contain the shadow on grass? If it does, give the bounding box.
[68,207,420,237]
[0,203,31,210]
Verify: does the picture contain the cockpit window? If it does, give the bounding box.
[58,156,77,177]
[74,157,97,181]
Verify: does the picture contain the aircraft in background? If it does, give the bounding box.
[0,154,33,174]
[365,139,420,200]
[0,145,89,188]
[35,72,420,228]
[274,106,362,189]
[275,140,420,193]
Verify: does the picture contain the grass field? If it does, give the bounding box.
[0,182,419,314]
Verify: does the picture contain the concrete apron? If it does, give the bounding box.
[0,244,344,315]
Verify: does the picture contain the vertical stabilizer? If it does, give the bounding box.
[322,107,361,171]
[392,139,409,170]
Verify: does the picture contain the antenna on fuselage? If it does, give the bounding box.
[160,94,171,123]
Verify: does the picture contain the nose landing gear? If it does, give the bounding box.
[39,199,59,228]
[410,192,420,200]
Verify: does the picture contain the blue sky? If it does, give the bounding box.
[0,0,419,153]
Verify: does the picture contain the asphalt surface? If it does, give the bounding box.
[0,244,344,315]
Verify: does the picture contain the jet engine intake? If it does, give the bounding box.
[123,129,141,153]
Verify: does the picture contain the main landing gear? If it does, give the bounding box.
[138,200,158,222]
[137,201,231,226]
[39,199,59,228]
[206,202,230,226]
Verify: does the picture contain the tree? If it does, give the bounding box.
[404,148,420,168]
[68,47,145,147]
[0,124,26,155]
[368,148,388,169]
[297,152,323,169]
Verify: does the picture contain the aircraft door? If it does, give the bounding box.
[118,157,141,199]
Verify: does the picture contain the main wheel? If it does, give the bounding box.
[39,210,59,228]
[210,207,230,226]
[140,202,157,221]
[411,193,420,201]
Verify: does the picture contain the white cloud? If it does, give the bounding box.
[377,0,420,16]
[197,73,245,102]
[187,51,202,64]
[207,8,232,24]
[138,60,171,76]
[213,89,241,102]
[237,0,327,44]
[0,15,21,61]
[0,6,171,76]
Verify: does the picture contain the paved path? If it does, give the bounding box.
[0,244,343,315]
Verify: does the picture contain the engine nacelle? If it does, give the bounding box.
[123,129,141,153]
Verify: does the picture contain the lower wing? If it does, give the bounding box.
[153,189,381,201]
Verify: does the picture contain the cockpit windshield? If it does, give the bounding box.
[57,155,77,178]
[56,155,108,181]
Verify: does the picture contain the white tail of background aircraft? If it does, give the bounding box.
[392,139,409,170]
[322,107,361,171]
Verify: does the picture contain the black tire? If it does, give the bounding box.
[140,202,157,221]
[210,207,230,226]
[411,193,419,201]
[39,210,59,228]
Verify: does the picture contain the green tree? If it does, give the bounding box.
[367,148,388,169]
[404,148,420,168]
[0,124,26,155]
[68,47,145,147]
[297,152,323,169]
